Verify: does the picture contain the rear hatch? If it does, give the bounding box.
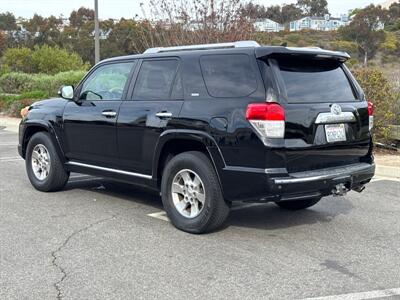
[257,49,371,173]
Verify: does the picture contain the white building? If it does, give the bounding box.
[289,14,349,32]
[254,18,284,32]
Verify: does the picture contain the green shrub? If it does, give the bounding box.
[30,45,90,74]
[8,99,36,118]
[286,33,301,44]
[0,70,87,96]
[329,40,358,55]
[352,68,397,142]
[0,72,35,94]
[0,90,47,116]
[1,47,33,73]
[1,45,89,74]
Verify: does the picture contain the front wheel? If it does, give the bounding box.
[275,197,321,210]
[161,151,230,234]
[26,132,69,192]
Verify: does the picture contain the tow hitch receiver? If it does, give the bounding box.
[332,183,348,196]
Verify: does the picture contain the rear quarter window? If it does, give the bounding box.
[200,54,257,98]
[271,57,358,103]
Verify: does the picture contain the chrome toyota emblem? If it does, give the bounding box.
[331,104,342,115]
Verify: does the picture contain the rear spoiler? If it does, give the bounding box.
[255,46,350,62]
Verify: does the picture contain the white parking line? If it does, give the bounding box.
[301,287,400,300]
[0,143,18,146]
[0,156,22,162]
[147,211,170,222]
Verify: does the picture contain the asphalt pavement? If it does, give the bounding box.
[1,127,399,300]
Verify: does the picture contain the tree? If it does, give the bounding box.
[22,14,62,47]
[386,2,400,31]
[0,12,17,31]
[241,2,303,23]
[69,7,94,28]
[281,4,304,23]
[297,0,328,16]
[265,4,303,24]
[0,30,6,55]
[239,2,266,20]
[340,5,387,65]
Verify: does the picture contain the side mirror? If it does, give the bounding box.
[58,85,74,100]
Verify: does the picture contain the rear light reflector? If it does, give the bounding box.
[368,101,374,115]
[246,103,285,139]
[368,101,373,130]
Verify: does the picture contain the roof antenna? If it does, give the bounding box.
[281,42,287,47]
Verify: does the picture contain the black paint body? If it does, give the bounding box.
[18,46,375,202]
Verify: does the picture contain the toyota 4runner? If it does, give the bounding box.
[18,41,375,233]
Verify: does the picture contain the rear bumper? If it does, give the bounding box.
[273,163,375,185]
[219,162,375,202]
[268,162,375,201]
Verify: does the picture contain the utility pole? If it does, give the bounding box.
[94,0,100,64]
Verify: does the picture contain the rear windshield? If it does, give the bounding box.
[270,57,357,103]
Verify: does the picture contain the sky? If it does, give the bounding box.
[0,0,388,19]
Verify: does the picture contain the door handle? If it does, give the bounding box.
[102,111,117,118]
[155,111,173,118]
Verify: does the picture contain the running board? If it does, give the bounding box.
[66,161,152,180]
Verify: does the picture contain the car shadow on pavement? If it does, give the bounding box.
[64,176,354,231]
[226,197,354,231]
[65,178,164,211]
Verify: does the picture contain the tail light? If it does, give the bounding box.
[368,101,373,130]
[246,103,285,139]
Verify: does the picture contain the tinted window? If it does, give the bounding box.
[200,54,257,98]
[80,62,134,101]
[133,60,179,100]
[272,57,357,103]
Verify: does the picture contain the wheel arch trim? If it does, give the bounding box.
[152,129,226,187]
[21,120,65,161]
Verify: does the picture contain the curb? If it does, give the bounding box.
[375,165,400,179]
[0,117,21,133]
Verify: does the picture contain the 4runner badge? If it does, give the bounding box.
[331,104,342,115]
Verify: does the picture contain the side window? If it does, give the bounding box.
[133,59,179,100]
[80,61,135,101]
[200,54,257,98]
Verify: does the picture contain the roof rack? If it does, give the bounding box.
[143,40,260,54]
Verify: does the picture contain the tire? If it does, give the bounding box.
[161,151,230,234]
[275,197,321,210]
[26,131,69,192]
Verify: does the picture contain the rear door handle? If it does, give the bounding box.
[102,110,117,118]
[155,111,173,118]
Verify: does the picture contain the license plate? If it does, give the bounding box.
[325,124,346,143]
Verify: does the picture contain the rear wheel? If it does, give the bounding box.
[26,132,69,192]
[161,151,230,234]
[275,197,321,210]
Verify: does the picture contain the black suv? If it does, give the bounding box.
[18,41,375,233]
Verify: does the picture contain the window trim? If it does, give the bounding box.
[128,57,181,101]
[74,59,137,102]
[199,53,258,99]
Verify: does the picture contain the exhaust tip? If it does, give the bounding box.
[353,185,365,193]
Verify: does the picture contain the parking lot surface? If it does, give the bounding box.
[1,127,399,300]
